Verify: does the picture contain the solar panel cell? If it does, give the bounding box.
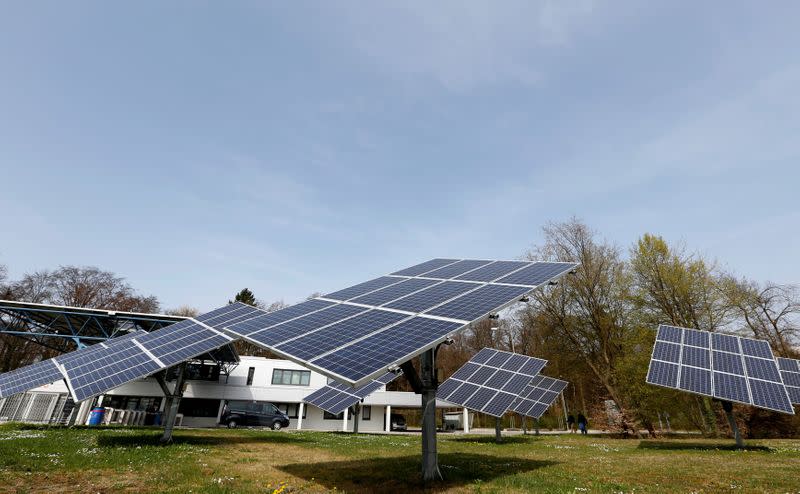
[741,339,774,359]
[449,382,480,403]
[495,262,577,286]
[422,260,493,279]
[778,358,800,372]
[712,333,740,353]
[518,358,547,377]
[647,360,679,388]
[383,281,480,314]
[786,386,800,404]
[310,317,462,382]
[712,351,745,375]
[436,378,461,399]
[656,325,682,343]
[744,357,782,382]
[390,259,460,276]
[464,387,497,411]
[325,277,404,301]
[225,299,334,336]
[451,363,481,381]
[500,354,529,372]
[484,370,514,389]
[454,261,530,282]
[485,351,512,368]
[469,348,497,365]
[482,392,517,417]
[276,310,408,361]
[683,329,710,348]
[681,346,711,369]
[0,360,62,399]
[679,366,712,395]
[714,373,750,404]
[653,341,681,363]
[502,373,535,394]
[245,304,369,346]
[468,366,497,383]
[426,284,531,321]
[749,379,794,413]
[350,278,440,306]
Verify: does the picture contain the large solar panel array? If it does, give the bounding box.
[646,325,794,414]
[225,259,577,386]
[510,374,569,419]
[436,348,547,417]
[0,330,146,399]
[777,357,800,405]
[1,258,577,402]
[303,372,401,414]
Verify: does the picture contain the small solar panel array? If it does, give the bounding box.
[510,375,569,419]
[646,325,795,414]
[303,372,401,414]
[436,348,548,417]
[226,259,577,386]
[0,330,145,399]
[777,358,800,405]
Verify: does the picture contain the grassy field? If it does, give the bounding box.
[1,423,799,493]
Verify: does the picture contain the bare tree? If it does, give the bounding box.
[166,306,200,318]
[724,279,800,357]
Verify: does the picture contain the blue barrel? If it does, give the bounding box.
[88,407,105,426]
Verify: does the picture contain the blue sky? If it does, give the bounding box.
[1,2,798,312]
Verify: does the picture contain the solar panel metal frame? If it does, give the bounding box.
[436,348,548,417]
[303,371,402,414]
[221,260,577,388]
[645,324,794,415]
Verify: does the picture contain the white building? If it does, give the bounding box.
[0,356,463,432]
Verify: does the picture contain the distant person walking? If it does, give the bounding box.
[577,412,588,435]
[567,414,576,433]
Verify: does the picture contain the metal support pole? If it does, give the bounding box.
[561,393,569,431]
[721,401,744,448]
[535,417,540,436]
[353,403,360,434]
[296,403,304,430]
[342,407,349,432]
[159,363,187,444]
[522,414,527,435]
[462,408,469,433]
[495,416,502,443]
[385,405,391,432]
[420,349,441,482]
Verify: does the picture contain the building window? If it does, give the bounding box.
[362,406,371,421]
[178,398,222,418]
[272,369,311,386]
[103,396,162,412]
[276,403,306,419]
[246,367,255,386]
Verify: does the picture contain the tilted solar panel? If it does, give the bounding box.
[645,325,794,415]
[510,374,569,419]
[437,348,548,417]
[58,304,248,401]
[303,372,402,414]
[0,330,146,399]
[777,357,800,405]
[222,259,576,387]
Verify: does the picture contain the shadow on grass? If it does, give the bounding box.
[445,435,540,444]
[279,453,556,493]
[638,440,772,452]
[96,431,311,448]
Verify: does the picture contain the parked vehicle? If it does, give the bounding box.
[220,400,290,430]
[390,413,407,431]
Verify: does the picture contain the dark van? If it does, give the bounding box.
[220,401,290,430]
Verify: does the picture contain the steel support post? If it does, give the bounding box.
[495,416,502,443]
[721,401,744,448]
[159,363,187,444]
[420,349,440,482]
[352,404,360,434]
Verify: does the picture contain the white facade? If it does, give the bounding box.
[2,356,455,432]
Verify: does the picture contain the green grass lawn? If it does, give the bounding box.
[1,423,799,493]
